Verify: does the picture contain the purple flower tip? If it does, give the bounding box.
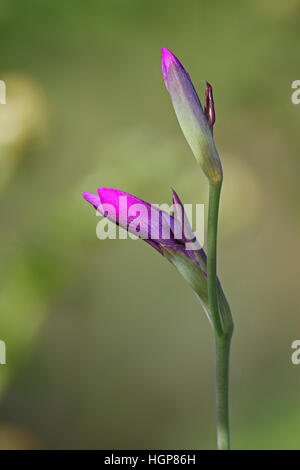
[83,192,100,210]
[171,188,181,207]
[161,47,183,88]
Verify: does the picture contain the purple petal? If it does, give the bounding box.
[161,48,200,107]
[93,188,182,247]
[83,192,101,210]
[172,189,198,245]
[97,188,158,239]
[83,188,206,268]
[161,48,187,88]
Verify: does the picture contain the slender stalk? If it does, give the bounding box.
[215,332,232,450]
[207,182,223,336]
[207,180,232,450]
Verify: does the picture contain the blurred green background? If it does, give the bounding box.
[0,0,300,450]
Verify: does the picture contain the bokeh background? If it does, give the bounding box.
[0,0,299,450]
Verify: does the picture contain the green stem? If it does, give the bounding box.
[215,332,232,450]
[207,180,232,449]
[207,182,223,336]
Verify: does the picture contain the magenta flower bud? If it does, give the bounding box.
[83,188,231,328]
[83,188,201,263]
[161,48,222,184]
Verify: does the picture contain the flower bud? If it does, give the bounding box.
[161,48,222,184]
[204,82,215,132]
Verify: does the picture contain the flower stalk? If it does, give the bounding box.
[207,180,233,450]
[162,48,234,449]
[215,332,232,450]
[83,47,234,451]
[207,181,223,336]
